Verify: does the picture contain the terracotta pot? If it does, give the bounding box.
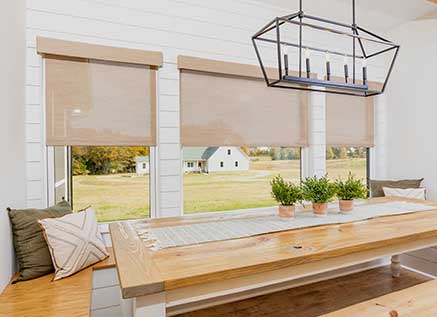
[278,205,295,218]
[312,202,328,216]
[339,199,354,212]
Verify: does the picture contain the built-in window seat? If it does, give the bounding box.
[0,248,131,317]
[321,279,437,316]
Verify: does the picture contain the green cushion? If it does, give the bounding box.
[369,179,424,198]
[8,201,72,282]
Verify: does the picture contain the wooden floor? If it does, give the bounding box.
[176,266,431,317]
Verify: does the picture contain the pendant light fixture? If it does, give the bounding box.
[252,0,400,97]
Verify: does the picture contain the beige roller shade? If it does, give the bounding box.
[179,57,309,147]
[45,56,156,146]
[326,93,375,147]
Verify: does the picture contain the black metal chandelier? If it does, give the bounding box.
[252,0,400,97]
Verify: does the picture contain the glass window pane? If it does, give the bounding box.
[55,182,66,204]
[183,146,301,214]
[54,146,66,183]
[71,146,150,222]
[326,147,367,182]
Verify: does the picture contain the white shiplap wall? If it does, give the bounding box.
[24,0,386,216]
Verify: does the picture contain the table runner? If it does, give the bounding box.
[135,201,435,250]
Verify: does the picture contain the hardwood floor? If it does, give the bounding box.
[176,266,431,317]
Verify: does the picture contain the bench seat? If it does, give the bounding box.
[321,279,437,316]
[0,248,116,317]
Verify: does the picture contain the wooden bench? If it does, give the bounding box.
[0,248,116,317]
[321,279,437,316]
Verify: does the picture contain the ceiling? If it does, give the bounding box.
[262,0,436,31]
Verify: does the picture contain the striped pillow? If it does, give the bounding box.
[382,187,426,200]
[39,207,108,280]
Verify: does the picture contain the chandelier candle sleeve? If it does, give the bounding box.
[344,55,349,83]
[284,45,289,77]
[362,58,367,86]
[305,48,311,78]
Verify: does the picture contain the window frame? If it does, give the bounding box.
[47,146,157,222]
[42,55,159,223]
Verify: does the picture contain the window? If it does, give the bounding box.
[227,149,231,155]
[326,147,368,183]
[53,146,151,222]
[183,146,301,214]
[51,146,70,204]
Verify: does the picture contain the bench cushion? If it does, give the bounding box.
[8,201,72,282]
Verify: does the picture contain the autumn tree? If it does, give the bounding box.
[72,146,149,175]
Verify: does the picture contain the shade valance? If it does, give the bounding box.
[179,56,309,147]
[39,38,160,146]
[37,37,163,67]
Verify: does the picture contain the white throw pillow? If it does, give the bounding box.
[39,207,108,280]
[382,187,426,200]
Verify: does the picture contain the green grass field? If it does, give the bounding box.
[73,158,366,222]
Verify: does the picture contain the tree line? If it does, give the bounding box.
[72,146,365,176]
[72,146,149,176]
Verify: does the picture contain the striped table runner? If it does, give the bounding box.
[135,201,435,250]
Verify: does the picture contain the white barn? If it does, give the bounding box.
[183,147,249,173]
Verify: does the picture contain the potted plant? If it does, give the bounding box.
[335,172,368,212]
[271,175,303,218]
[301,175,337,217]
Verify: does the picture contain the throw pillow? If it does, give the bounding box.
[369,178,424,198]
[39,206,109,280]
[8,200,72,282]
[383,187,426,200]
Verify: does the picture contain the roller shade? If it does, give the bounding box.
[326,93,375,147]
[179,56,309,147]
[38,37,161,146]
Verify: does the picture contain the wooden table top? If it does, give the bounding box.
[110,197,437,298]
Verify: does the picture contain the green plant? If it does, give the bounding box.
[270,175,303,206]
[301,175,337,204]
[335,172,368,200]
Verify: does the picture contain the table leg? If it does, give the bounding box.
[391,255,401,278]
[134,292,166,317]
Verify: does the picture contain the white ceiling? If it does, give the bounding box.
[262,0,436,31]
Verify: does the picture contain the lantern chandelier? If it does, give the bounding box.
[252,0,400,97]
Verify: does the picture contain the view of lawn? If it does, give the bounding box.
[73,157,366,222]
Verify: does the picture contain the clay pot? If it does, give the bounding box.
[278,205,295,218]
[339,200,354,212]
[312,202,328,216]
